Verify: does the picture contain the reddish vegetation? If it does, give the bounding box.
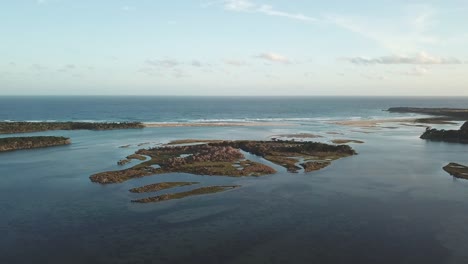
[166,146,243,167]
[301,161,331,172]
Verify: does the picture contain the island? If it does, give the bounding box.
[131,185,240,203]
[443,163,468,180]
[330,139,364,144]
[91,140,356,203]
[0,121,144,134]
[90,140,356,184]
[129,182,199,193]
[0,136,71,152]
[420,121,468,143]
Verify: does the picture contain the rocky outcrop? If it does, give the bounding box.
[0,121,144,134]
[420,122,468,143]
[443,163,468,179]
[0,136,70,152]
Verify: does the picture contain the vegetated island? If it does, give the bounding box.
[420,121,468,143]
[331,139,364,144]
[91,140,356,203]
[90,140,357,184]
[129,182,199,193]
[0,136,71,152]
[443,163,468,180]
[387,107,468,123]
[0,121,144,134]
[131,185,240,203]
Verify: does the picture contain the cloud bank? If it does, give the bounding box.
[345,52,462,65]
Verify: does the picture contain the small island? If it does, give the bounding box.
[131,185,240,203]
[443,163,468,179]
[0,121,144,134]
[420,121,468,143]
[0,136,71,152]
[129,182,199,193]
[331,139,364,144]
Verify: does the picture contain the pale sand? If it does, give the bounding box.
[330,118,417,127]
[144,122,294,128]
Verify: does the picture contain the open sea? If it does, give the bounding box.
[1,96,468,264]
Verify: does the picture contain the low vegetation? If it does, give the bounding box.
[131,185,239,203]
[129,182,199,193]
[0,136,70,152]
[0,121,144,134]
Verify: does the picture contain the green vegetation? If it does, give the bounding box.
[126,154,147,160]
[131,185,239,203]
[0,121,144,134]
[301,161,331,172]
[331,139,364,144]
[0,136,70,152]
[166,139,224,145]
[215,140,356,173]
[90,140,357,184]
[129,182,199,193]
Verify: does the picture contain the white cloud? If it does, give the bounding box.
[58,64,76,72]
[224,0,255,11]
[145,59,180,68]
[403,66,429,76]
[224,59,248,66]
[345,52,462,65]
[223,0,316,22]
[31,64,46,71]
[255,52,290,63]
[191,60,202,67]
[325,5,440,53]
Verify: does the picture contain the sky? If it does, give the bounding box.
[0,0,467,96]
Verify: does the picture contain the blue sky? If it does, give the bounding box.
[1,0,467,95]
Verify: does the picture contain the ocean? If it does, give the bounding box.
[1,96,468,264]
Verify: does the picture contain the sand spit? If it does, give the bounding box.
[144,122,294,128]
[330,118,418,127]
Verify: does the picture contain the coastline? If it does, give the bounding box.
[329,118,418,127]
[143,122,294,128]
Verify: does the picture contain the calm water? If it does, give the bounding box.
[1,97,468,264]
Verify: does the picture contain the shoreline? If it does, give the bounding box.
[143,122,294,128]
[329,118,418,127]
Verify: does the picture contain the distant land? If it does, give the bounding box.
[387,107,468,120]
[0,136,71,152]
[0,122,144,134]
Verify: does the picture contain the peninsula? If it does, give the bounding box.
[0,136,71,152]
[0,121,144,134]
[387,107,468,121]
[420,121,468,143]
